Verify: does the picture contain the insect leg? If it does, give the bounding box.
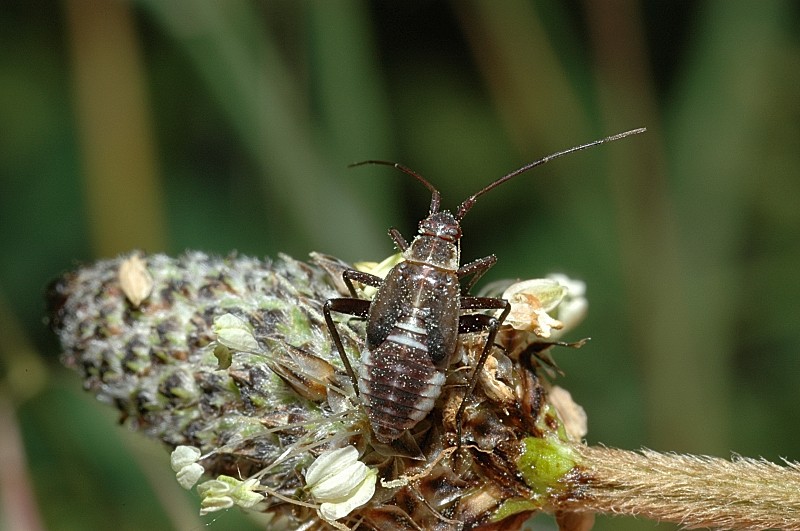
[454,296,510,447]
[323,297,371,393]
[342,269,382,298]
[518,337,589,376]
[457,255,497,294]
[388,227,409,252]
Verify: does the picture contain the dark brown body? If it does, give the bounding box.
[359,260,459,442]
[325,206,508,446]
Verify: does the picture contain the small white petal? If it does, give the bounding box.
[502,279,566,312]
[197,477,236,514]
[548,273,586,298]
[213,313,259,352]
[547,273,588,336]
[305,446,359,489]
[306,446,377,522]
[310,460,368,500]
[554,297,588,335]
[197,477,232,498]
[232,478,265,508]
[170,445,202,471]
[176,463,204,489]
[318,469,377,521]
[200,495,234,515]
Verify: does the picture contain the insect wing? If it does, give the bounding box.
[419,268,459,368]
[365,264,407,351]
[366,262,460,368]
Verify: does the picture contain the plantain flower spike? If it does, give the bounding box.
[51,251,800,530]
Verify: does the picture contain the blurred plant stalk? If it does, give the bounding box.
[64,0,167,255]
[48,252,800,530]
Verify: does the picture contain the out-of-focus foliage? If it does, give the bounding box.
[1,1,798,530]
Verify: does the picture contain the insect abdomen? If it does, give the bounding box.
[358,317,446,443]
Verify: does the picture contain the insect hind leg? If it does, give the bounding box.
[454,296,510,448]
[323,297,371,393]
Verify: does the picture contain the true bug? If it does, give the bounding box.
[323,128,645,445]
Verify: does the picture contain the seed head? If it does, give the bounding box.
[49,251,586,530]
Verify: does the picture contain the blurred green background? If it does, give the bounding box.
[1,1,798,530]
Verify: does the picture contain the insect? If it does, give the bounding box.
[324,128,645,445]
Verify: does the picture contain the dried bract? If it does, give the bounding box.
[118,254,153,307]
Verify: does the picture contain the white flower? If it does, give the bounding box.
[212,313,259,352]
[501,278,566,338]
[305,446,377,522]
[170,445,204,489]
[196,475,264,515]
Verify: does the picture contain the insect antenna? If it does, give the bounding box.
[455,127,646,220]
[349,160,442,213]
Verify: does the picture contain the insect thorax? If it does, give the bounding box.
[402,210,461,270]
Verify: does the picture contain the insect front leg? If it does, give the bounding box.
[388,228,409,252]
[323,297,371,393]
[457,255,497,294]
[454,296,510,446]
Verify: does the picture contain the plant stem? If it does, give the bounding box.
[560,445,800,530]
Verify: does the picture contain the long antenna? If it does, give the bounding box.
[348,160,442,213]
[455,127,646,220]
